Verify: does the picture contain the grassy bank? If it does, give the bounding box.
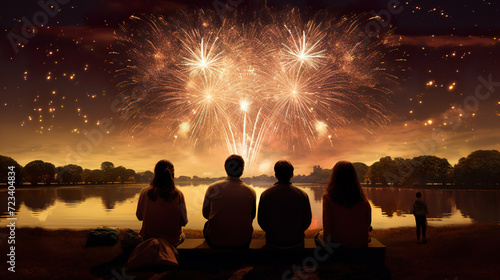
[1,223,499,279]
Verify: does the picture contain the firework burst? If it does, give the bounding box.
[112,7,394,167]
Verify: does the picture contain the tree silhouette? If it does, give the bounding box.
[309,165,331,183]
[367,156,398,186]
[454,150,500,186]
[56,164,84,184]
[352,162,369,183]
[126,169,136,183]
[135,171,154,183]
[112,166,136,183]
[100,162,117,183]
[410,156,452,185]
[82,169,92,184]
[5,149,499,188]
[367,155,453,186]
[24,160,56,185]
[87,169,105,184]
[100,161,115,171]
[0,155,23,185]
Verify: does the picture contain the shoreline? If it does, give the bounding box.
[1,223,498,279]
[7,220,491,232]
[361,184,500,190]
[2,181,499,191]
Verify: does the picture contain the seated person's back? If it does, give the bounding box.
[203,155,256,248]
[258,160,312,248]
[322,193,370,247]
[321,161,371,248]
[136,160,188,247]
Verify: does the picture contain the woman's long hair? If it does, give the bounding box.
[325,161,367,208]
[148,160,177,201]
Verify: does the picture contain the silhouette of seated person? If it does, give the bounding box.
[136,160,188,247]
[317,161,371,248]
[258,160,312,248]
[202,154,256,249]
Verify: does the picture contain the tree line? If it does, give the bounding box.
[364,150,500,186]
[287,150,499,187]
[0,159,153,186]
[0,149,499,187]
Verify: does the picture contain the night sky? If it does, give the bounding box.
[1,0,499,176]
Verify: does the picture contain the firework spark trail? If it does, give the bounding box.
[113,8,394,168]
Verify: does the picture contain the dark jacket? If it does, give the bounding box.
[258,181,312,248]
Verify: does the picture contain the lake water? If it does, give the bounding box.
[1,184,499,230]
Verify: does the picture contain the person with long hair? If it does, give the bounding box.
[319,161,371,248]
[136,160,188,247]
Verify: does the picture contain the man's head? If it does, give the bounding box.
[225,154,244,177]
[274,160,294,182]
[416,192,422,198]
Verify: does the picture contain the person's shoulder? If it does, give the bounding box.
[290,184,308,195]
[242,182,256,194]
[138,185,153,200]
[208,179,227,188]
[361,197,371,208]
[260,184,273,196]
[140,185,153,194]
[235,181,256,198]
[322,191,331,200]
[174,187,184,196]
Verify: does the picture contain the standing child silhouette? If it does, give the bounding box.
[412,192,428,244]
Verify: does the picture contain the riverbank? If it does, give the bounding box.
[0,223,498,279]
[361,184,500,190]
[3,182,499,190]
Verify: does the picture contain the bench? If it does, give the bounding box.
[177,238,386,267]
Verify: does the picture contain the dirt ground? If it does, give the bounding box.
[1,223,499,280]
